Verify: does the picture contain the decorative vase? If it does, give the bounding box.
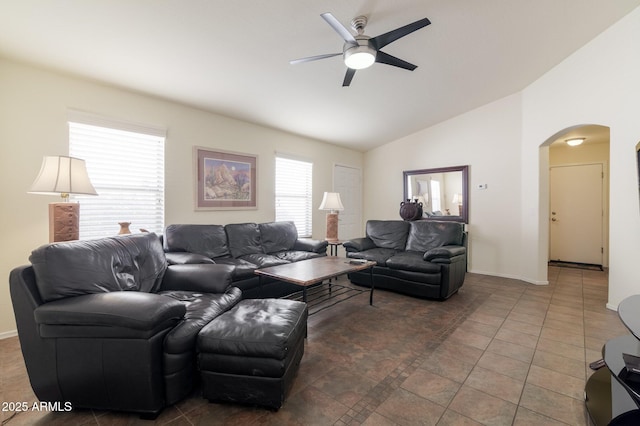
[399,200,423,221]
[118,222,132,235]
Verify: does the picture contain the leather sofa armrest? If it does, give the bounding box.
[34,292,186,330]
[165,251,215,265]
[423,246,466,262]
[293,238,328,254]
[161,264,235,294]
[343,237,376,252]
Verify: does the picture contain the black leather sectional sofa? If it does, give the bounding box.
[344,220,467,300]
[163,221,328,298]
[9,221,324,416]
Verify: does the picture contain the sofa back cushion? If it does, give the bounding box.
[406,221,464,252]
[225,223,264,258]
[164,224,229,259]
[30,233,167,303]
[366,220,410,250]
[259,221,298,254]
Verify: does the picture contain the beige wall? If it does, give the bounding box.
[364,93,524,279]
[0,59,363,335]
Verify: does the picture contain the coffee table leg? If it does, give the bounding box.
[303,286,308,303]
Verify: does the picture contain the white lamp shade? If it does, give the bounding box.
[318,192,344,211]
[28,156,97,196]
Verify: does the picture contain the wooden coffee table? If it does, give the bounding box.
[254,257,376,313]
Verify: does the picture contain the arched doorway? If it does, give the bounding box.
[541,124,610,268]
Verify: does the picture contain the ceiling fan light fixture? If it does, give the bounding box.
[344,44,376,69]
[566,137,585,146]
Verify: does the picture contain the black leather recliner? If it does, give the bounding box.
[9,232,241,416]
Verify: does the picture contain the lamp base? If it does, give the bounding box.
[49,202,79,242]
[325,212,339,242]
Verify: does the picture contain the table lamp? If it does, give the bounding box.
[318,192,344,242]
[28,156,97,242]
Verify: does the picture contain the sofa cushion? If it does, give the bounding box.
[275,251,323,263]
[260,221,298,254]
[164,224,230,259]
[373,267,442,288]
[386,251,442,274]
[240,253,289,268]
[30,233,167,303]
[366,220,410,250]
[405,221,464,253]
[225,223,264,258]
[34,291,185,331]
[347,248,397,266]
[161,264,235,294]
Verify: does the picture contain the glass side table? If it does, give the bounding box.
[585,295,640,425]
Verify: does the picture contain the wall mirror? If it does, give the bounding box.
[403,165,469,223]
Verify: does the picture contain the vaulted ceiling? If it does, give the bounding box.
[1,1,638,151]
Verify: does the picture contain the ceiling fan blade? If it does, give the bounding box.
[321,12,357,44]
[342,68,356,87]
[290,53,342,65]
[375,51,417,71]
[370,18,431,50]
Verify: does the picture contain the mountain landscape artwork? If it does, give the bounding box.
[194,147,258,210]
[204,158,252,201]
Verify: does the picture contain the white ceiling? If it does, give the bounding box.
[1,1,638,151]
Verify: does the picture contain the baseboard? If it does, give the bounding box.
[606,302,618,312]
[467,269,549,285]
[0,330,18,340]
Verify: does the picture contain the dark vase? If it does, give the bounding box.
[399,200,423,221]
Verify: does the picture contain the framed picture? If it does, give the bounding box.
[194,147,258,210]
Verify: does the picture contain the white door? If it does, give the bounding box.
[333,164,362,241]
[549,163,603,265]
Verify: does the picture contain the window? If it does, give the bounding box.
[275,156,313,237]
[69,116,165,239]
[431,179,442,212]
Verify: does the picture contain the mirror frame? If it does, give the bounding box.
[403,165,469,223]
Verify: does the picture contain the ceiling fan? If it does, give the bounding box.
[290,13,431,87]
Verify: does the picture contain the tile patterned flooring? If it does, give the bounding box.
[0,267,628,425]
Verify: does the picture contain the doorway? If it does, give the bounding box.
[549,163,604,266]
[546,124,610,269]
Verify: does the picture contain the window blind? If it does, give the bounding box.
[275,156,313,237]
[69,122,165,239]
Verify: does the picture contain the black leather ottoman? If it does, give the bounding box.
[197,298,307,409]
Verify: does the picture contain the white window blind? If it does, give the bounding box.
[69,121,165,239]
[275,156,313,237]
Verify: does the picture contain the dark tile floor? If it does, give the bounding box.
[0,267,627,425]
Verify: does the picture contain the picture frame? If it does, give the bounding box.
[194,147,258,210]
